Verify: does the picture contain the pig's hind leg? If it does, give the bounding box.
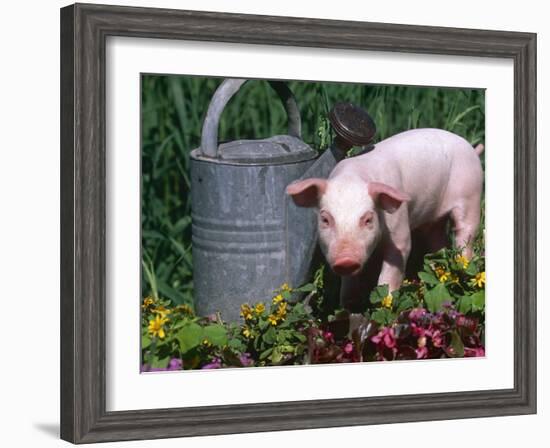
[450,199,481,259]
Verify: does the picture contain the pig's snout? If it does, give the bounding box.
[332,257,362,276]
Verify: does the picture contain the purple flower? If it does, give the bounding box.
[409,308,427,321]
[239,353,254,367]
[168,358,183,370]
[201,357,222,369]
[141,364,169,372]
[141,359,184,372]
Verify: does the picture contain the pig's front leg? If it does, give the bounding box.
[377,220,411,292]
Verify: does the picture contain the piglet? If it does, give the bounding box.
[286,128,484,309]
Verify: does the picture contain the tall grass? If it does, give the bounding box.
[141,75,485,307]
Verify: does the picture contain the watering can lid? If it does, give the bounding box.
[199,135,318,165]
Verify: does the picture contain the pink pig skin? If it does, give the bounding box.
[286,128,484,309]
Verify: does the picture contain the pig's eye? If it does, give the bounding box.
[320,211,332,228]
[361,212,374,227]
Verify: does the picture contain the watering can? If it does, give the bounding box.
[190,78,375,321]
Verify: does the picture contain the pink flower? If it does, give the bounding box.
[464,347,485,357]
[323,331,335,343]
[432,330,444,347]
[416,346,428,359]
[344,342,354,354]
[372,327,396,349]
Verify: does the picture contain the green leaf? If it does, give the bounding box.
[156,278,185,305]
[176,322,203,354]
[465,262,479,276]
[258,318,269,331]
[369,284,389,304]
[271,347,283,364]
[151,355,170,369]
[295,333,307,343]
[228,337,246,351]
[263,326,277,344]
[279,344,294,353]
[457,295,473,314]
[295,283,316,292]
[259,348,273,360]
[396,296,414,313]
[141,334,152,349]
[424,283,452,313]
[203,324,228,347]
[371,308,395,326]
[449,105,481,129]
[471,290,485,312]
[447,331,465,358]
[418,271,440,286]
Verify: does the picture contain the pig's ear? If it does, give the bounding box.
[286,178,327,208]
[368,182,410,213]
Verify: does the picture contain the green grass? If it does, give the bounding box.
[141,75,485,308]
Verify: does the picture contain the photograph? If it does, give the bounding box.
[140,75,487,372]
[54,2,537,444]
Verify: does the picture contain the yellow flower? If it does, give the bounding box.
[276,302,288,319]
[403,279,411,286]
[176,304,194,315]
[381,293,393,309]
[471,271,486,288]
[242,326,253,339]
[202,339,212,347]
[240,304,253,320]
[434,266,451,282]
[152,305,172,318]
[272,294,284,304]
[148,315,168,339]
[455,254,470,269]
[280,283,291,292]
[142,296,155,309]
[268,314,279,326]
[255,302,266,315]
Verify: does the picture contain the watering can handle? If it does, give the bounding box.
[200,79,302,158]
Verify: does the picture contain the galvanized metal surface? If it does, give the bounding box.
[191,158,317,320]
[200,78,302,159]
[191,78,327,321]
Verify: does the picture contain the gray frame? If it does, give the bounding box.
[60,3,537,444]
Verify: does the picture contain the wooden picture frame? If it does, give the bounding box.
[60,3,536,443]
